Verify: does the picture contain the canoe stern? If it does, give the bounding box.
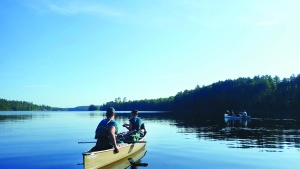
[83,137,146,169]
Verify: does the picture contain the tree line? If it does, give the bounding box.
[0,98,102,112]
[2,74,299,118]
[100,74,300,119]
[0,98,99,111]
[0,99,53,111]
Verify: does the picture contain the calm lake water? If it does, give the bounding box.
[0,111,300,169]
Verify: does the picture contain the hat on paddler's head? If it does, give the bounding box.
[106,107,116,118]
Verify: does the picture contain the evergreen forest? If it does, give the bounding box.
[0,99,53,111]
[100,74,300,119]
[1,74,300,119]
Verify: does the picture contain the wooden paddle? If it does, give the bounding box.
[78,141,147,144]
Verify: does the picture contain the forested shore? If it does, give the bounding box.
[0,99,53,111]
[1,74,300,119]
[0,98,89,111]
[100,74,300,119]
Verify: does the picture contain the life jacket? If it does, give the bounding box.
[129,117,142,130]
[94,119,118,139]
[118,123,146,142]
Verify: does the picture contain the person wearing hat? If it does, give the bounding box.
[93,107,119,153]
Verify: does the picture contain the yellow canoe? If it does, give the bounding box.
[82,136,147,169]
[100,145,147,169]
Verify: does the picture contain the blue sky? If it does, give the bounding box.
[1,0,299,108]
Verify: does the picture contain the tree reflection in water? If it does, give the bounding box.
[155,112,300,151]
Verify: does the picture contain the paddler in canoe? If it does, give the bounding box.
[121,110,146,142]
[91,107,120,153]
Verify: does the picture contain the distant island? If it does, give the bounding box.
[1,74,300,119]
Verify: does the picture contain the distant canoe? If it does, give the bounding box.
[224,114,251,120]
[82,136,146,169]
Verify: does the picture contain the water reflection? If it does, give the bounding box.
[76,111,134,121]
[0,114,33,121]
[161,113,300,151]
[0,113,49,122]
[2,111,299,153]
[224,118,250,127]
[2,111,298,169]
[100,146,148,169]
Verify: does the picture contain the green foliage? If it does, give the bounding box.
[2,74,300,119]
[88,104,99,111]
[100,96,174,111]
[100,74,300,119]
[0,99,52,111]
[66,106,89,111]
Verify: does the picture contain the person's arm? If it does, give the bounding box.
[109,126,119,153]
[129,122,133,131]
[122,123,130,130]
[138,119,143,131]
[122,123,129,127]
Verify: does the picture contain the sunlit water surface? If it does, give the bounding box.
[0,111,299,169]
